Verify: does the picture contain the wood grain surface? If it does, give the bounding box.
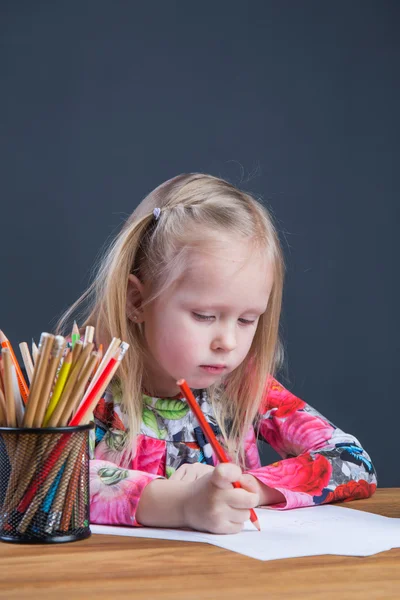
[0,488,399,600]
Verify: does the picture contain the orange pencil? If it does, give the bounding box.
[177,379,261,532]
[0,330,29,404]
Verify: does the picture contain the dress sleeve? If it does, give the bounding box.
[89,391,163,527]
[244,376,377,510]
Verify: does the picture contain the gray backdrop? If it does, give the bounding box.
[1,2,398,486]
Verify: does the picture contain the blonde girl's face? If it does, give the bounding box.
[139,236,274,397]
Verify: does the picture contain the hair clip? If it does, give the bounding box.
[153,207,161,221]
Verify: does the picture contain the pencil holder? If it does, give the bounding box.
[0,423,93,544]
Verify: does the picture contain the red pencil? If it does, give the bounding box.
[177,379,261,532]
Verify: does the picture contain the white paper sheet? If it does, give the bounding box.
[91,504,400,561]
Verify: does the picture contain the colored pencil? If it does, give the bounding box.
[22,333,55,428]
[70,343,128,425]
[1,326,128,537]
[31,340,39,364]
[33,336,66,427]
[0,388,7,426]
[83,326,94,347]
[177,378,261,532]
[0,330,29,405]
[71,339,83,368]
[17,345,128,513]
[19,342,34,384]
[10,363,24,426]
[45,343,94,427]
[71,321,80,349]
[2,348,16,427]
[43,350,72,426]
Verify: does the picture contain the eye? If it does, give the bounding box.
[192,313,256,325]
[192,312,214,321]
[238,318,256,325]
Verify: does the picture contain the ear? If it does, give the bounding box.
[127,274,146,323]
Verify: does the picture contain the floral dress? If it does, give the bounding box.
[89,376,377,526]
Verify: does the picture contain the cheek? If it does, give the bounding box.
[148,312,202,365]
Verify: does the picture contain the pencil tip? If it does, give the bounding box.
[254,519,261,531]
[0,330,6,342]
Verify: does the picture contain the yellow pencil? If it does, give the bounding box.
[43,350,72,426]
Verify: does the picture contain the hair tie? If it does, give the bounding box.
[153,207,161,221]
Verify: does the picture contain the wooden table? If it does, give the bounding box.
[0,488,399,600]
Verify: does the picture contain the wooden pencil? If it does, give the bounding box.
[0,387,7,426]
[92,344,103,374]
[33,336,66,428]
[0,330,29,405]
[2,348,16,427]
[0,387,15,459]
[22,333,55,428]
[58,351,98,426]
[76,337,121,413]
[32,340,39,364]
[71,321,80,349]
[43,350,72,426]
[10,363,24,426]
[46,343,94,428]
[0,350,6,396]
[70,340,83,369]
[83,326,94,347]
[19,342,34,384]
[70,343,128,426]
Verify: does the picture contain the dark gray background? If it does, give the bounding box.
[1,2,398,486]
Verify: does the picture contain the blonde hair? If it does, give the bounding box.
[56,173,286,467]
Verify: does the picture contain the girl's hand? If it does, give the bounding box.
[169,462,215,482]
[182,462,260,534]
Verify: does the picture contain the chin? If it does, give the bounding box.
[186,374,225,390]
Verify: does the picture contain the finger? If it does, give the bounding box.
[207,508,250,534]
[214,519,247,535]
[224,487,259,510]
[208,520,246,535]
[238,474,260,494]
[214,507,250,532]
[228,507,251,525]
[169,465,187,481]
[211,463,242,489]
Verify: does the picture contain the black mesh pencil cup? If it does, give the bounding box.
[0,423,93,544]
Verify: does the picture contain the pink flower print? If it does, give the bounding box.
[259,410,335,457]
[244,427,261,470]
[260,379,306,417]
[131,434,166,474]
[90,459,158,526]
[253,453,332,497]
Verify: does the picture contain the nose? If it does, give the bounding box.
[211,325,237,352]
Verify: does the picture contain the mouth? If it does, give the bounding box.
[199,365,227,374]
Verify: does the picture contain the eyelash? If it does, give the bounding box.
[192,312,256,325]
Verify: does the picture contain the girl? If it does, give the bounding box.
[58,173,377,534]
